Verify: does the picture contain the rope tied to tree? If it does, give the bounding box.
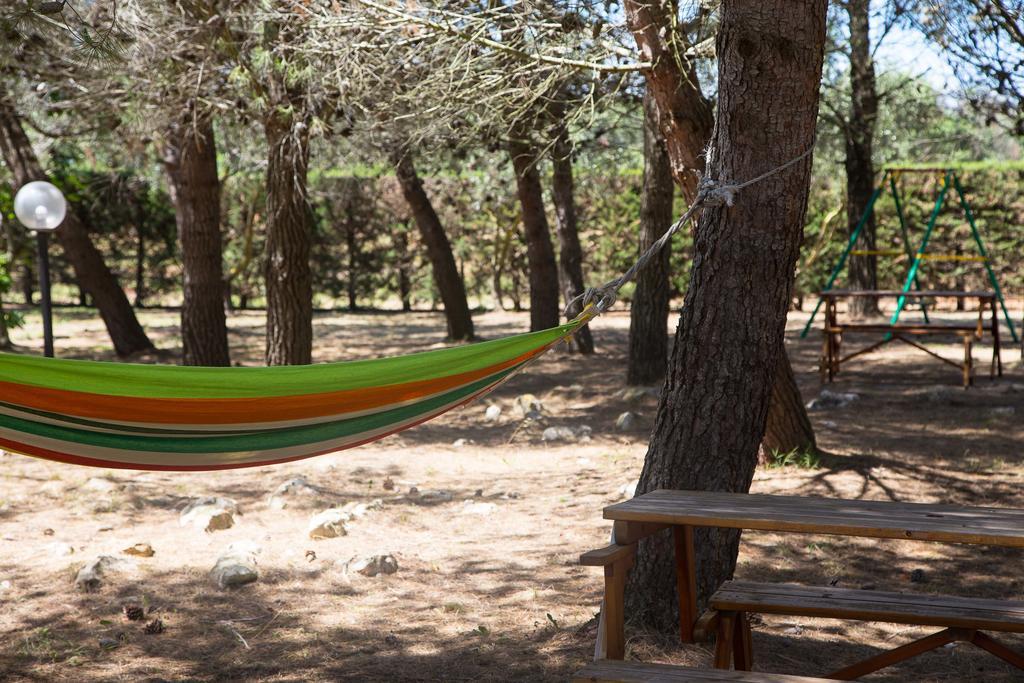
[566,146,815,320]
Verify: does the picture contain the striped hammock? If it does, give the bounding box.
[0,321,582,471]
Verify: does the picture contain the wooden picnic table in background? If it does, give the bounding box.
[819,289,1002,386]
[581,489,1024,679]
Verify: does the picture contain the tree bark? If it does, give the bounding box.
[624,0,828,629]
[264,113,313,366]
[163,114,230,366]
[845,0,880,316]
[624,1,714,196]
[0,93,154,356]
[509,134,560,332]
[761,351,817,456]
[551,116,595,353]
[628,91,677,385]
[0,293,10,349]
[393,152,475,340]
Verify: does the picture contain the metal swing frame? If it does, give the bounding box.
[801,167,1019,344]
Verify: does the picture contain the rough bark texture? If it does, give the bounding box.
[624,1,714,196]
[624,0,828,630]
[844,0,880,316]
[628,92,677,385]
[264,113,313,366]
[163,115,230,367]
[0,294,10,349]
[393,152,475,340]
[0,94,154,357]
[760,351,817,456]
[551,119,594,353]
[509,135,561,332]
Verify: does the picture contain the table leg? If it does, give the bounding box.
[991,297,1002,378]
[733,614,753,671]
[601,553,633,660]
[673,525,698,643]
[714,611,736,669]
[971,631,1024,669]
[963,336,973,388]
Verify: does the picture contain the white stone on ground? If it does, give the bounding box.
[806,389,859,410]
[269,476,320,510]
[340,499,383,520]
[122,543,154,557]
[514,394,544,419]
[82,477,118,493]
[460,501,498,516]
[49,542,75,557]
[346,554,399,577]
[75,555,135,592]
[211,547,259,588]
[541,426,575,442]
[308,508,350,539]
[484,404,502,422]
[179,497,238,532]
[615,411,638,430]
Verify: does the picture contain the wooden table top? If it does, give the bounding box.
[823,289,995,299]
[604,490,1024,548]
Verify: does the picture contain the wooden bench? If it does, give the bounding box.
[710,580,1024,679]
[573,660,838,682]
[584,490,1024,680]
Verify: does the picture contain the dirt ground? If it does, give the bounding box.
[1,304,1023,682]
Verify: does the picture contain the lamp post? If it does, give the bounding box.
[13,181,66,358]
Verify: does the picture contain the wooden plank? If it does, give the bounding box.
[823,289,994,299]
[712,581,1024,633]
[714,612,735,669]
[602,556,633,660]
[827,324,979,333]
[603,490,1024,547]
[734,616,754,671]
[581,544,635,567]
[572,660,839,682]
[613,519,669,544]
[674,526,698,643]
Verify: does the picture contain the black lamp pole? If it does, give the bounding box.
[35,231,54,358]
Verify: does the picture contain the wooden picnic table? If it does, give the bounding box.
[584,489,1024,679]
[819,289,1003,387]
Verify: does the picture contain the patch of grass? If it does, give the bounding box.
[765,447,821,469]
[17,626,87,664]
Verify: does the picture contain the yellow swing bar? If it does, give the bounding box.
[915,253,989,262]
[849,249,906,257]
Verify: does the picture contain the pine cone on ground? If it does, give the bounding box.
[143,618,165,635]
[122,604,145,621]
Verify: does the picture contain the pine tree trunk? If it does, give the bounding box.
[135,221,146,308]
[551,117,595,354]
[163,115,230,366]
[624,0,828,629]
[393,152,475,340]
[761,351,816,456]
[628,91,677,385]
[845,0,880,316]
[263,114,313,366]
[0,293,10,349]
[396,223,413,312]
[0,93,154,356]
[509,135,560,332]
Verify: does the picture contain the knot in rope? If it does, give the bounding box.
[697,175,740,207]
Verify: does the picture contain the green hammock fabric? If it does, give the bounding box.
[0,322,580,471]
